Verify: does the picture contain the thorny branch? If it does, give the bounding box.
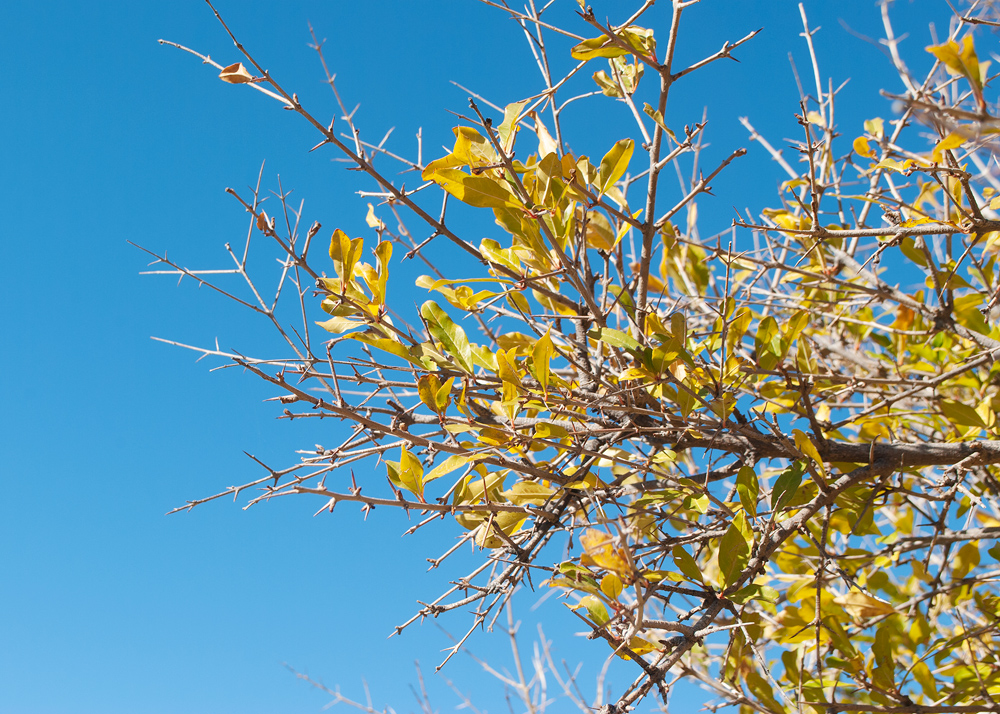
[150,1,1000,712]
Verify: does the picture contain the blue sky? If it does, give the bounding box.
[0,1,961,712]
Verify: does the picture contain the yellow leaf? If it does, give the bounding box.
[642,103,677,141]
[926,36,982,89]
[531,328,554,395]
[793,429,826,480]
[853,136,876,158]
[806,110,825,127]
[417,373,444,414]
[219,62,254,84]
[529,111,559,158]
[833,590,897,620]
[597,139,635,196]
[619,636,659,659]
[600,573,624,600]
[365,203,385,230]
[864,117,885,140]
[580,528,631,577]
[425,168,521,209]
[932,132,966,163]
[475,510,528,549]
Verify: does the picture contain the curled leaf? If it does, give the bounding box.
[219,62,254,84]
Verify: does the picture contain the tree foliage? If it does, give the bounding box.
[149,1,1000,712]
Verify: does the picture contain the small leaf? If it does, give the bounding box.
[671,545,704,584]
[387,446,425,500]
[580,528,631,577]
[643,103,676,141]
[529,111,559,158]
[497,100,529,153]
[927,36,983,90]
[588,327,640,353]
[864,117,885,139]
[219,62,254,84]
[793,429,826,480]
[771,461,804,513]
[577,595,610,626]
[932,132,966,163]
[424,453,487,485]
[417,373,444,414]
[315,316,365,334]
[420,301,474,373]
[531,328,554,394]
[365,203,385,230]
[736,465,759,518]
[718,510,752,590]
[853,136,876,158]
[328,229,364,282]
[597,139,635,196]
[503,480,554,506]
[600,573,624,600]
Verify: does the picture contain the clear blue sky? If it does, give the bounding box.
[0,1,957,712]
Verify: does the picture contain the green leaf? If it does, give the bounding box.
[671,545,704,584]
[771,461,804,513]
[642,103,675,141]
[754,316,781,370]
[578,594,611,626]
[597,139,634,196]
[729,583,779,605]
[871,624,895,691]
[899,236,928,267]
[588,327,641,354]
[940,399,988,429]
[420,301,474,373]
[718,510,752,590]
[736,465,759,518]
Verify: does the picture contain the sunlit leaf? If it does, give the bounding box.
[425,168,521,209]
[834,590,897,619]
[597,139,634,196]
[853,136,876,158]
[219,62,254,84]
[420,300,474,373]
